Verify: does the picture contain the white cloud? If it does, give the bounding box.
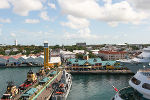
[25,19,40,24]
[10,0,43,16]
[128,0,150,11]
[0,0,10,9]
[10,33,16,37]
[48,3,56,9]
[0,18,11,23]
[61,15,89,29]
[39,11,50,21]
[64,28,98,40]
[58,0,148,26]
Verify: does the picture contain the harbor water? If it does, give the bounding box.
[0,67,132,100]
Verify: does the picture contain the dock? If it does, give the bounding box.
[67,70,133,74]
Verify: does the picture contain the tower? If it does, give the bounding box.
[15,40,18,46]
[44,41,49,69]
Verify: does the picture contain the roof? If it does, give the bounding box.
[50,71,57,75]
[99,50,127,54]
[22,88,38,97]
[39,77,49,83]
[0,56,10,60]
[68,58,116,66]
[49,57,61,63]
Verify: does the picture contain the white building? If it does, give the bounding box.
[73,50,85,54]
[99,50,128,60]
[60,51,76,61]
[35,55,44,65]
[15,40,18,46]
[49,57,61,64]
[91,50,99,55]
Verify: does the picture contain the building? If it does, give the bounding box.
[67,54,117,69]
[49,57,61,67]
[98,50,128,60]
[76,42,86,46]
[60,51,76,62]
[15,40,18,46]
[73,50,85,54]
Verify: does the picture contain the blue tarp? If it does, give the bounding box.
[22,88,37,97]
[39,77,49,83]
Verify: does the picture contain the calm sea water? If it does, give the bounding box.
[0,67,132,100]
[67,74,132,100]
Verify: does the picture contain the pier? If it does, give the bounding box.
[67,70,133,74]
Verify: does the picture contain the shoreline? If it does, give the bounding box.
[67,70,134,75]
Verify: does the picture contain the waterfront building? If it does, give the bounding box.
[26,56,36,63]
[98,50,128,60]
[34,55,44,65]
[49,56,61,67]
[17,56,28,63]
[67,54,117,69]
[7,57,18,65]
[0,57,7,65]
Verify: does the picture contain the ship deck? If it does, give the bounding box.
[118,87,149,100]
[12,70,62,100]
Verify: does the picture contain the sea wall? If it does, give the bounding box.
[67,70,134,75]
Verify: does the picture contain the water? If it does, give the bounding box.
[0,68,132,100]
[0,67,40,97]
[67,74,132,100]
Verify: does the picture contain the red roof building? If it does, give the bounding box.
[98,50,128,60]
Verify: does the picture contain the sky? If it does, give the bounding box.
[0,0,150,45]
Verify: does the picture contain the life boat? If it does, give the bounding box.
[56,92,63,94]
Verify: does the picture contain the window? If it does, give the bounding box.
[142,83,150,90]
[131,77,141,85]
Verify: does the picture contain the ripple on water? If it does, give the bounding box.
[67,74,132,100]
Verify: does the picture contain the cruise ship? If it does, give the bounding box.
[51,70,72,100]
[113,69,150,100]
[117,46,150,73]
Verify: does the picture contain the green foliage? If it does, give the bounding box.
[130,46,139,50]
[76,53,84,59]
[88,52,97,58]
[65,45,87,52]
[0,45,44,55]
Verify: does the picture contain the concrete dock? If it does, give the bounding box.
[67,70,133,74]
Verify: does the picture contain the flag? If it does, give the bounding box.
[112,85,118,92]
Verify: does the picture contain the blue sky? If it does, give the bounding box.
[0,0,150,45]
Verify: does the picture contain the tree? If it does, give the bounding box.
[76,54,84,59]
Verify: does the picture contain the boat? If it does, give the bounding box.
[1,81,19,99]
[18,69,37,90]
[51,69,72,100]
[112,68,150,100]
[117,46,150,73]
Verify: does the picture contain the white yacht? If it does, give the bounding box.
[113,69,150,100]
[117,47,150,73]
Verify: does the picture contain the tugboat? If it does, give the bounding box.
[113,69,150,100]
[1,81,19,99]
[19,69,37,90]
[51,70,72,100]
